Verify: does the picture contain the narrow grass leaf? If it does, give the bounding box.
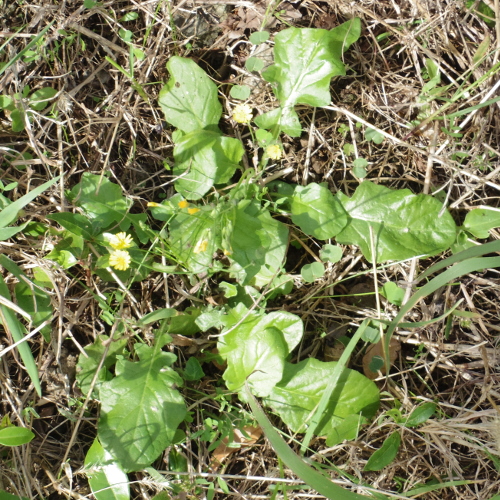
[363,431,401,471]
[246,385,372,500]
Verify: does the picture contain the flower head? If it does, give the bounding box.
[109,250,131,271]
[193,239,209,254]
[232,104,253,124]
[266,144,282,160]
[178,199,189,209]
[108,232,133,250]
[188,207,199,215]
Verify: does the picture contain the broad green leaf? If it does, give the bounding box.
[183,357,205,381]
[173,130,243,200]
[291,183,348,239]
[218,307,287,397]
[405,402,436,427]
[48,212,94,239]
[29,87,57,111]
[249,31,270,45]
[0,95,14,109]
[365,127,384,144]
[10,109,25,132]
[0,275,41,396]
[325,414,367,447]
[320,244,343,263]
[85,438,130,500]
[166,307,202,335]
[0,491,29,500]
[0,175,60,229]
[229,85,251,100]
[98,334,187,472]
[336,181,457,262]
[257,310,303,353]
[245,57,265,72]
[265,358,379,436]
[380,282,405,306]
[15,281,52,339]
[0,426,34,446]
[76,335,128,397]
[169,205,221,274]
[255,20,360,136]
[463,208,500,238]
[301,262,325,282]
[159,56,222,134]
[45,231,84,269]
[363,431,401,471]
[69,173,131,229]
[228,200,288,286]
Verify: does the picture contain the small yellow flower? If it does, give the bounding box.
[187,207,199,215]
[232,104,253,124]
[178,200,189,209]
[223,248,232,256]
[108,232,133,250]
[193,239,209,254]
[266,144,282,160]
[147,202,161,208]
[109,250,131,271]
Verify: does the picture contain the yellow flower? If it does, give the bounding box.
[147,202,161,208]
[193,239,209,254]
[187,207,199,215]
[178,200,189,209]
[109,250,131,271]
[108,232,133,250]
[232,104,253,124]
[266,144,282,160]
[223,248,232,256]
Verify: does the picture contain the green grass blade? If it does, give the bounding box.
[0,276,41,396]
[245,384,373,500]
[417,239,500,281]
[301,320,368,453]
[402,479,473,497]
[386,256,500,372]
[0,175,60,229]
[0,21,54,78]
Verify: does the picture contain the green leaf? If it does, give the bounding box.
[291,183,348,239]
[0,95,14,109]
[173,130,243,200]
[0,222,29,241]
[47,212,94,239]
[0,426,34,446]
[249,31,270,45]
[29,87,57,111]
[98,334,187,472]
[10,109,25,132]
[159,56,222,134]
[325,414,367,447]
[463,208,500,238]
[365,127,384,144]
[363,431,401,471]
[265,358,380,436]
[76,335,128,397]
[228,200,288,286]
[405,402,436,427]
[301,262,325,283]
[119,11,139,21]
[169,205,220,274]
[69,173,131,229]
[246,388,371,500]
[230,85,251,100]
[319,244,343,263]
[84,438,130,500]
[218,306,302,396]
[256,21,360,136]
[0,275,41,396]
[473,34,490,65]
[0,491,29,500]
[183,357,205,381]
[0,175,60,229]
[138,308,176,326]
[15,281,52,339]
[336,181,457,262]
[245,57,265,72]
[380,282,405,306]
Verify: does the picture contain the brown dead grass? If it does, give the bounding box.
[1,0,500,498]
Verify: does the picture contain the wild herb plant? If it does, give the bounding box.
[3,15,498,500]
